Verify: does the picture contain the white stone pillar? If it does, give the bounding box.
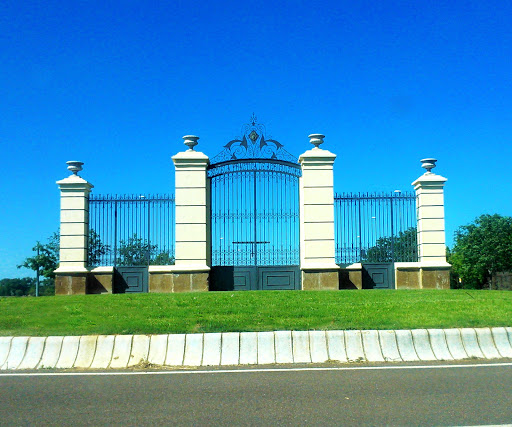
[412,158,449,264]
[54,161,93,294]
[171,136,211,272]
[298,134,339,290]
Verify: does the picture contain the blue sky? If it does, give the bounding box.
[1,0,511,278]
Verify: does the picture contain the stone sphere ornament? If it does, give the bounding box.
[420,158,437,173]
[308,134,325,149]
[183,135,200,151]
[66,160,84,175]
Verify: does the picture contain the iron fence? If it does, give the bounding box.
[334,192,418,264]
[88,194,175,267]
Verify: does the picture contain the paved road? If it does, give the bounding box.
[1,362,511,426]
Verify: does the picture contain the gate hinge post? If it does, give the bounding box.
[299,134,339,289]
[172,136,212,285]
[54,161,94,295]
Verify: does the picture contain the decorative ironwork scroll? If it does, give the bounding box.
[210,114,298,164]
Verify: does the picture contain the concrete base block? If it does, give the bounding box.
[55,274,87,295]
[339,269,362,289]
[421,267,450,289]
[301,270,339,290]
[88,273,113,294]
[149,272,209,293]
[395,265,451,289]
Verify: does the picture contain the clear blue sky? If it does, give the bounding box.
[1,0,511,278]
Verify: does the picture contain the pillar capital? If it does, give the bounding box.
[412,158,448,265]
[54,161,93,290]
[172,135,211,277]
[299,133,339,281]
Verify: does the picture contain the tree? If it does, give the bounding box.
[0,277,36,297]
[448,214,512,289]
[116,234,157,266]
[18,232,60,279]
[363,227,418,262]
[88,229,111,266]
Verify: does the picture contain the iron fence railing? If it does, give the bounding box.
[334,192,418,264]
[88,194,175,267]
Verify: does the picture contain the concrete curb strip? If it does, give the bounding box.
[1,328,511,371]
[427,329,453,361]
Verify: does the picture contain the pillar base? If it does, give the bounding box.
[55,273,88,295]
[395,263,451,289]
[148,266,209,293]
[301,270,339,290]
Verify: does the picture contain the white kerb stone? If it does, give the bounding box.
[165,334,186,366]
[74,336,98,368]
[292,331,311,363]
[444,329,468,360]
[491,328,512,358]
[202,333,221,366]
[361,330,384,362]
[345,331,366,362]
[427,329,453,361]
[18,337,46,370]
[55,336,81,369]
[459,328,484,359]
[257,332,276,365]
[183,334,203,366]
[309,331,329,363]
[474,328,500,359]
[274,331,293,364]
[37,336,64,369]
[239,332,258,365]
[128,335,150,367]
[90,335,115,369]
[325,331,348,363]
[0,337,13,368]
[110,335,133,369]
[395,330,419,362]
[148,335,168,366]
[411,329,437,361]
[221,332,240,366]
[378,330,402,362]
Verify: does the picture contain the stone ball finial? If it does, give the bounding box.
[421,158,437,173]
[183,135,199,151]
[66,160,84,176]
[308,134,325,149]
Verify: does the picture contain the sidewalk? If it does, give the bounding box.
[1,327,511,370]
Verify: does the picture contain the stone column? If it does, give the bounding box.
[411,158,451,288]
[54,161,94,295]
[165,135,210,291]
[298,134,339,290]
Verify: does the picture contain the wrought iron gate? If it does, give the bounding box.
[208,117,301,290]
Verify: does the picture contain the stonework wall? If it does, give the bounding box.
[149,272,209,293]
[301,271,339,290]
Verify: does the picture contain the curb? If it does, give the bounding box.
[1,327,511,371]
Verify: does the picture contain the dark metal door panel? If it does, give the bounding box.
[115,267,148,293]
[260,267,300,290]
[362,263,394,289]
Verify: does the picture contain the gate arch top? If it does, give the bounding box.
[208,114,300,168]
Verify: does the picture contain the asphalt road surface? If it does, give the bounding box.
[1,362,512,426]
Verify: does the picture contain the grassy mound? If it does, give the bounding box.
[1,289,511,336]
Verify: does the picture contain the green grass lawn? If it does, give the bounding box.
[0,290,511,336]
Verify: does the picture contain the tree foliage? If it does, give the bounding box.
[116,234,174,266]
[363,227,418,262]
[448,214,512,289]
[18,232,60,279]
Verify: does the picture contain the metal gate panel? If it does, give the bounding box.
[115,267,149,293]
[362,263,394,289]
[207,116,301,291]
[260,266,300,290]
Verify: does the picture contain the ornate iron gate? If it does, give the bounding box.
[208,117,301,290]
